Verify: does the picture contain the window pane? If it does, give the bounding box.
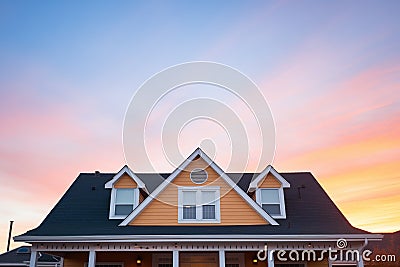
[116,188,135,203]
[202,205,215,219]
[183,205,196,219]
[262,204,281,215]
[261,189,280,203]
[115,204,134,215]
[182,191,196,205]
[201,191,216,205]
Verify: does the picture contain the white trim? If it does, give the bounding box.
[219,250,225,267]
[109,188,140,219]
[248,165,290,193]
[356,257,364,267]
[29,250,38,267]
[14,234,384,242]
[87,250,96,267]
[256,187,287,219]
[267,247,274,267]
[178,186,221,223]
[120,148,278,226]
[105,165,148,193]
[172,250,179,267]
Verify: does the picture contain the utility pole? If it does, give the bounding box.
[7,221,14,252]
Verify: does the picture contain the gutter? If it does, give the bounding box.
[14,234,384,243]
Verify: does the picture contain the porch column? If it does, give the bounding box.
[357,256,364,267]
[267,249,274,267]
[219,250,225,267]
[173,250,179,267]
[29,249,38,267]
[88,250,96,267]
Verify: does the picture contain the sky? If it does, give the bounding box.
[0,0,399,252]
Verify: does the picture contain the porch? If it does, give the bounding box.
[31,250,333,267]
[27,239,369,267]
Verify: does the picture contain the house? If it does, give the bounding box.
[0,246,61,267]
[14,148,382,267]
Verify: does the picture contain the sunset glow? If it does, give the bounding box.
[0,0,399,251]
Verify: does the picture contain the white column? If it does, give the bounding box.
[88,250,96,267]
[173,250,179,267]
[357,256,364,267]
[29,250,38,267]
[219,250,225,267]
[267,249,274,267]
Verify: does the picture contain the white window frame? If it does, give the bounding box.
[152,253,172,267]
[178,186,221,223]
[226,252,245,267]
[109,188,139,219]
[256,187,286,219]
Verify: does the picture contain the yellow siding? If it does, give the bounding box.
[139,190,145,203]
[259,173,281,188]
[114,174,138,188]
[129,157,268,226]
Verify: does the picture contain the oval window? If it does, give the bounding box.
[190,168,208,184]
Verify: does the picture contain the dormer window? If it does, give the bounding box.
[114,188,137,216]
[110,188,139,218]
[105,165,148,220]
[256,188,286,219]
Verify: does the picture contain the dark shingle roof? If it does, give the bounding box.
[0,246,60,265]
[16,171,367,237]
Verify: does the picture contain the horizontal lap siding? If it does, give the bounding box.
[130,158,267,225]
[114,174,137,188]
[259,173,281,188]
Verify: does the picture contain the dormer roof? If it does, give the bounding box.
[105,165,149,194]
[247,165,290,192]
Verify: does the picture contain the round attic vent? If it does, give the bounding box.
[190,168,208,184]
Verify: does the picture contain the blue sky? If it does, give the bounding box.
[0,0,399,250]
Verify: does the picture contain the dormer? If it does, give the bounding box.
[247,165,290,219]
[105,165,148,219]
